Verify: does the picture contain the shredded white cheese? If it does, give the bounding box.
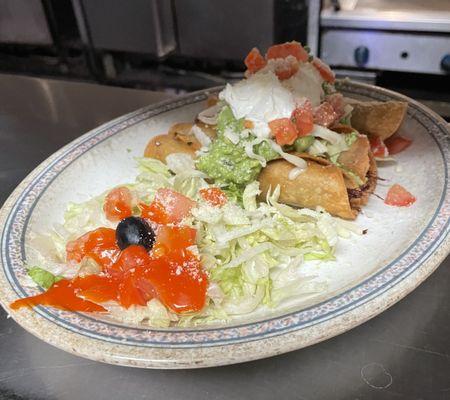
[223,128,240,145]
[190,125,212,148]
[310,125,342,144]
[288,167,305,180]
[270,141,307,169]
[308,140,328,156]
[197,103,222,125]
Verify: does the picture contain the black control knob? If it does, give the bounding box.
[354,46,369,67]
[441,54,450,73]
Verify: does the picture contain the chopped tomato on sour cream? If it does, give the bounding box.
[313,102,338,127]
[244,47,267,74]
[266,41,309,62]
[312,57,335,83]
[291,102,314,136]
[269,118,299,145]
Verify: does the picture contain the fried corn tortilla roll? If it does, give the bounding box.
[332,125,370,184]
[144,122,216,162]
[258,143,377,220]
[348,153,377,210]
[258,157,358,220]
[346,99,407,141]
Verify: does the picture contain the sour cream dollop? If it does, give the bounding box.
[282,62,324,107]
[219,71,295,138]
[219,63,325,138]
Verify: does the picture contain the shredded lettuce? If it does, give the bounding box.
[243,181,261,211]
[28,266,63,289]
[136,157,171,177]
[307,129,360,168]
[105,299,175,328]
[35,155,360,327]
[189,183,358,317]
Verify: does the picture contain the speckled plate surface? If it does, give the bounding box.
[0,81,449,369]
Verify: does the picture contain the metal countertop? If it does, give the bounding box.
[0,73,449,400]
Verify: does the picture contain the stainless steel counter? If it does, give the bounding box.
[0,73,449,400]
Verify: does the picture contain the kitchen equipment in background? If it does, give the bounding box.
[0,0,89,79]
[174,0,319,61]
[0,0,52,45]
[322,31,449,75]
[320,0,450,118]
[0,0,320,89]
[72,0,176,58]
[69,0,320,90]
[320,0,450,76]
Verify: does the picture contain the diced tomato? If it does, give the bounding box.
[325,93,345,119]
[73,275,119,304]
[244,47,267,74]
[66,228,120,270]
[385,135,412,155]
[269,118,299,145]
[149,242,168,259]
[103,187,133,222]
[144,250,207,313]
[140,188,196,225]
[156,225,197,250]
[312,57,335,83]
[270,57,299,80]
[199,187,228,207]
[291,102,314,136]
[370,137,389,158]
[313,102,338,127]
[10,279,107,312]
[266,41,309,62]
[117,274,148,308]
[109,244,151,275]
[385,184,416,207]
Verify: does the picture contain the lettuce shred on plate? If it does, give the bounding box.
[26,155,361,327]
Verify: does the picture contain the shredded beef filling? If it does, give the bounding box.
[347,177,372,199]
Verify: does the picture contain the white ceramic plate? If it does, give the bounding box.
[0,81,449,368]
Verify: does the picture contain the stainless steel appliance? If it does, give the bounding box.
[0,0,52,45]
[72,0,176,57]
[320,0,450,118]
[320,0,450,75]
[174,0,320,61]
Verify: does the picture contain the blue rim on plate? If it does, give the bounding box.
[0,81,449,367]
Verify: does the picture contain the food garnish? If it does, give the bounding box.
[385,135,412,155]
[384,184,416,207]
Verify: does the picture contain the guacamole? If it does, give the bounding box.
[197,106,278,199]
[197,136,261,186]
